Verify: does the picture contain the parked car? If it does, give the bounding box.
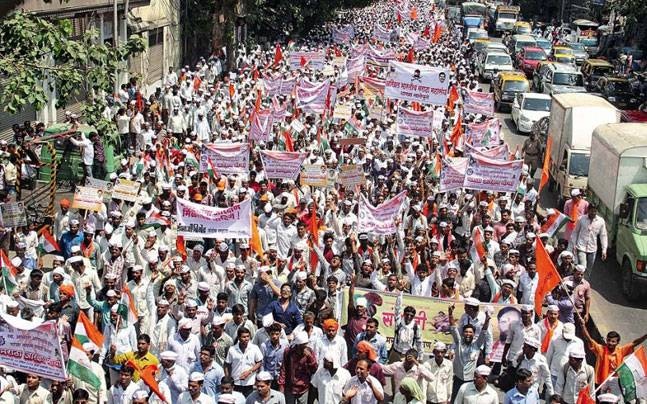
[485,42,509,54]
[511,92,552,133]
[515,46,547,76]
[491,71,530,111]
[595,76,641,110]
[581,58,614,91]
[478,51,514,80]
[552,46,574,58]
[565,41,588,64]
[533,62,586,94]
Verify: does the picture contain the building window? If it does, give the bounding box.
[148,27,164,47]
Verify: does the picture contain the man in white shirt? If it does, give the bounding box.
[169,318,202,372]
[569,204,608,272]
[160,350,189,403]
[454,365,499,404]
[311,351,352,404]
[165,67,178,87]
[502,305,541,366]
[342,359,384,404]
[546,323,584,386]
[224,326,263,395]
[108,365,139,404]
[314,319,348,368]
[423,342,453,404]
[516,336,553,399]
[178,372,215,404]
[69,132,95,181]
[555,347,595,404]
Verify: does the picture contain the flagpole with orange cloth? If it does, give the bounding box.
[309,204,320,273]
[539,137,552,192]
[250,215,264,259]
[534,238,562,316]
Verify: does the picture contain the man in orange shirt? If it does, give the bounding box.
[578,315,647,384]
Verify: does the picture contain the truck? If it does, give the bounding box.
[491,5,520,36]
[547,93,620,206]
[587,123,647,300]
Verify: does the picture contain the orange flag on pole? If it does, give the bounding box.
[283,130,294,152]
[447,85,459,112]
[534,238,562,315]
[309,207,319,273]
[450,115,463,148]
[575,384,595,404]
[176,235,187,262]
[432,23,442,43]
[250,215,264,258]
[539,137,552,192]
[273,44,283,66]
[473,227,487,261]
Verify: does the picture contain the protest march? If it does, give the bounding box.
[0,0,646,403]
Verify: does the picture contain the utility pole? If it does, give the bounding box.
[113,0,119,95]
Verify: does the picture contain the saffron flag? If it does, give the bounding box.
[575,384,596,404]
[447,85,459,112]
[309,208,319,273]
[176,234,187,261]
[145,212,171,227]
[534,238,562,315]
[119,285,138,325]
[38,227,60,253]
[618,345,647,401]
[127,360,167,402]
[250,215,264,259]
[273,44,283,65]
[450,115,463,148]
[471,227,487,262]
[74,311,104,348]
[539,137,552,192]
[540,208,571,238]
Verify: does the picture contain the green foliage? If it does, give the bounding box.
[0,11,145,116]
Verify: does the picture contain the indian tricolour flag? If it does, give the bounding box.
[145,212,171,227]
[618,346,647,401]
[1,250,18,294]
[540,208,571,238]
[38,227,60,253]
[185,151,199,169]
[119,285,138,325]
[69,311,104,389]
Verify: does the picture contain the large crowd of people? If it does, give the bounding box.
[0,0,645,403]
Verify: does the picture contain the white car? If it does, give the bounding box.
[478,51,514,80]
[511,93,552,133]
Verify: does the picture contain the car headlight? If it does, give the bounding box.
[520,115,530,122]
[608,96,616,102]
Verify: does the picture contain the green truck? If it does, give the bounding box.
[38,123,123,184]
[587,123,647,300]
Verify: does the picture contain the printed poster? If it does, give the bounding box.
[385,61,450,105]
[463,91,495,117]
[300,164,328,187]
[72,186,104,212]
[111,179,141,203]
[260,150,308,180]
[440,157,468,192]
[337,164,366,187]
[396,107,433,137]
[0,202,27,228]
[176,198,251,239]
[200,143,249,177]
[463,154,523,193]
[357,190,407,235]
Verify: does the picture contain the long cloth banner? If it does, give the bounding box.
[396,107,433,137]
[341,288,521,362]
[440,157,469,192]
[463,91,495,116]
[260,150,308,180]
[0,312,67,380]
[200,143,249,176]
[358,190,407,235]
[176,198,251,239]
[464,154,523,193]
[385,61,450,105]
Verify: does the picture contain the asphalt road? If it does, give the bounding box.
[483,82,647,345]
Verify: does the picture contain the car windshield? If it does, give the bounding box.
[516,41,536,50]
[523,97,551,111]
[469,31,487,40]
[499,12,516,19]
[608,81,632,94]
[592,66,613,75]
[516,27,531,33]
[487,54,512,64]
[553,72,583,86]
[536,41,552,50]
[635,198,647,230]
[503,80,529,92]
[569,43,585,50]
[569,153,590,176]
[580,38,598,46]
[525,50,546,60]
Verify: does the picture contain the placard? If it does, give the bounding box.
[111,179,141,202]
[300,164,328,187]
[260,150,307,180]
[385,61,450,105]
[358,191,407,235]
[72,186,104,212]
[439,157,468,192]
[333,104,353,121]
[339,138,366,146]
[86,178,113,202]
[463,154,523,193]
[176,198,251,239]
[0,202,27,228]
[396,107,433,137]
[337,164,366,187]
[200,143,249,177]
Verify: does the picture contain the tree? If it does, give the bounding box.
[0,11,145,130]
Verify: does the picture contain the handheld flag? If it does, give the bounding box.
[74,311,105,347]
[127,360,167,402]
[471,227,487,262]
[250,215,264,258]
[68,337,102,389]
[618,345,647,401]
[539,137,552,192]
[273,44,283,66]
[1,250,18,295]
[38,227,60,253]
[447,85,460,112]
[119,285,138,325]
[575,384,596,404]
[450,115,463,148]
[176,234,187,261]
[309,207,320,273]
[534,238,562,315]
[406,48,415,63]
[540,208,570,238]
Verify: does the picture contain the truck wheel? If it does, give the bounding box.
[622,259,640,301]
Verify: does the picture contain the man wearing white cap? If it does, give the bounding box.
[546,323,584,386]
[169,318,202,372]
[597,393,620,404]
[311,351,352,404]
[127,264,153,334]
[423,341,453,404]
[204,316,233,367]
[177,372,213,403]
[100,304,137,380]
[555,347,594,404]
[563,188,589,239]
[160,350,189,402]
[502,305,541,367]
[516,336,553,398]
[537,305,563,354]
[454,365,498,404]
[458,298,494,361]
[150,298,177,355]
[245,371,285,404]
[278,331,317,402]
[188,244,209,273]
[71,342,107,403]
[563,264,591,323]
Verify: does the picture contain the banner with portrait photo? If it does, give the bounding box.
[357,190,407,235]
[341,287,522,360]
[200,143,249,176]
[300,164,328,187]
[439,157,468,192]
[463,154,523,193]
[465,119,501,148]
[337,164,366,188]
[260,150,308,180]
[176,198,251,239]
[385,61,450,105]
[396,107,433,137]
[463,91,495,116]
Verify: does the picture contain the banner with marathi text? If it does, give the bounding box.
[385,61,449,105]
[260,150,308,180]
[200,143,249,176]
[463,91,495,116]
[176,198,251,239]
[463,154,523,193]
[358,190,407,235]
[440,157,468,192]
[396,107,433,137]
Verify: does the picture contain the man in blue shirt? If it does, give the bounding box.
[505,368,541,404]
[353,317,388,364]
[190,345,224,400]
[260,323,288,386]
[248,267,280,324]
[58,219,84,259]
